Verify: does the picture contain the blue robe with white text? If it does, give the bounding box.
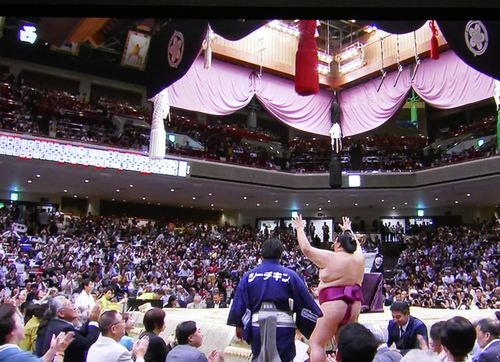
[227,259,322,362]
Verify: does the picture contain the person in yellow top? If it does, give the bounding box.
[19,303,46,352]
[99,287,128,312]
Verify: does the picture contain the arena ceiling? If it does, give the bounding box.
[2,14,500,215]
[0,17,373,88]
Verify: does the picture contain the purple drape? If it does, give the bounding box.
[166,51,495,137]
[167,56,333,135]
[340,50,496,136]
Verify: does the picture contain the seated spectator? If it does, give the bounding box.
[428,321,446,361]
[336,322,378,362]
[0,302,74,362]
[363,323,402,362]
[99,286,127,311]
[440,316,476,362]
[187,295,205,309]
[138,308,171,362]
[475,318,500,362]
[19,303,46,353]
[205,290,227,309]
[118,313,135,351]
[86,310,149,362]
[387,301,428,355]
[400,349,441,362]
[166,320,224,362]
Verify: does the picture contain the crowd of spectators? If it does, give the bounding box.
[1,72,498,176]
[0,197,499,359]
[383,216,500,311]
[0,204,323,313]
[0,200,498,319]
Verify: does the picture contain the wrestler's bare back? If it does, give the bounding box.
[317,250,365,293]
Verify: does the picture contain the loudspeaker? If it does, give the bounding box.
[329,154,342,188]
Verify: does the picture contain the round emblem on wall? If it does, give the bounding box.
[168,31,184,68]
[465,20,488,56]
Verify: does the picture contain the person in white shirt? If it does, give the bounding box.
[74,279,95,313]
[86,310,149,362]
[186,295,205,309]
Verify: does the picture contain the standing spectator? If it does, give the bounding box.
[166,320,223,362]
[60,271,78,296]
[387,301,428,355]
[85,310,149,362]
[227,237,322,362]
[74,279,95,312]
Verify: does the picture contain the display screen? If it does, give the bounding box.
[0,133,190,178]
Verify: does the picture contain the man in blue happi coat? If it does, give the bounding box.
[227,238,322,362]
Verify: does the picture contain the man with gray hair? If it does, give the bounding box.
[475,318,500,362]
[39,296,101,362]
[363,323,402,362]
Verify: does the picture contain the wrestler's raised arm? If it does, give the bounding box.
[338,216,363,254]
[292,214,330,268]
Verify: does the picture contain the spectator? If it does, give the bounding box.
[0,303,74,362]
[74,279,95,312]
[363,323,402,362]
[118,313,135,351]
[187,295,205,309]
[206,290,227,309]
[336,322,378,362]
[428,321,446,361]
[166,320,223,362]
[475,318,500,362]
[138,308,171,362]
[400,349,441,362]
[39,296,100,362]
[85,310,149,362]
[387,301,428,355]
[440,316,476,362]
[19,303,46,353]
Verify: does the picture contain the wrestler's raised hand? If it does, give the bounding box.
[292,214,305,231]
[338,216,352,232]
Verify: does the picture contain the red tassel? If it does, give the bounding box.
[429,20,440,60]
[295,20,319,96]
